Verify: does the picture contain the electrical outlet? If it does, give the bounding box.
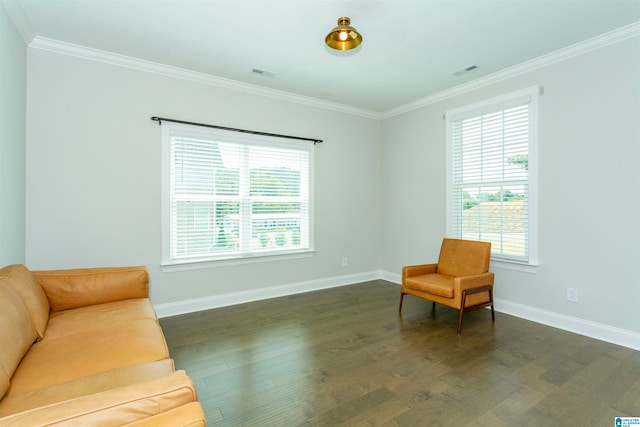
[341,257,348,267]
[566,287,578,303]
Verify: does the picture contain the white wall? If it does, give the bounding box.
[25,48,382,305]
[0,5,26,266]
[23,30,640,345]
[381,37,640,334]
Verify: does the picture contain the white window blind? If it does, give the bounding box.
[162,123,312,266]
[447,87,538,264]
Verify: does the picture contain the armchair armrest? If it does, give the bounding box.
[32,266,149,312]
[402,264,437,281]
[453,272,495,305]
[454,272,494,292]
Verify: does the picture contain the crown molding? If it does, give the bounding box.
[26,21,639,121]
[381,21,640,119]
[1,1,34,44]
[28,36,383,120]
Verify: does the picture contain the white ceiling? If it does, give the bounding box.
[4,0,640,114]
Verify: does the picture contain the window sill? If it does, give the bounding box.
[490,258,538,274]
[161,249,315,272]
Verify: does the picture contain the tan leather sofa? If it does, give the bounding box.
[0,264,206,426]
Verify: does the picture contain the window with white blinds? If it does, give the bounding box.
[162,123,313,267]
[446,87,538,265]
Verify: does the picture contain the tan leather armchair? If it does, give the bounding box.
[399,238,495,334]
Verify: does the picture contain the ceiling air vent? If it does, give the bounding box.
[251,68,276,78]
[452,65,478,77]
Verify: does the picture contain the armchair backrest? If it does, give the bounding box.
[437,238,491,277]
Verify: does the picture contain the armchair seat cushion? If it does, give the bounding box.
[403,274,455,298]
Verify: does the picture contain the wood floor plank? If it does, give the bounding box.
[160,280,640,426]
[307,387,397,426]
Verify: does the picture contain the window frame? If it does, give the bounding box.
[445,86,539,271]
[161,122,315,271]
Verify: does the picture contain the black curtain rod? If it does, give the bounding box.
[151,116,323,145]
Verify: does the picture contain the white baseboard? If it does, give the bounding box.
[378,270,639,350]
[493,298,640,351]
[155,269,640,351]
[154,270,380,318]
[380,270,401,284]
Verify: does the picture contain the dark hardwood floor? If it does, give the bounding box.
[159,280,640,426]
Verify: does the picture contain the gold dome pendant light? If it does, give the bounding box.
[325,17,363,50]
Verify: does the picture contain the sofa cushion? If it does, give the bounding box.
[0,360,175,417]
[0,264,50,339]
[0,371,198,426]
[44,298,158,340]
[0,282,38,399]
[123,402,206,427]
[7,317,169,395]
[0,372,9,404]
[32,267,148,312]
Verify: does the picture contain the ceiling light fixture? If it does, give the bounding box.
[325,17,363,51]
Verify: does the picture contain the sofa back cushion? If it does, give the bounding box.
[32,267,149,312]
[0,282,38,399]
[0,264,50,339]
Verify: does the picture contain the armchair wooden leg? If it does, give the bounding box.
[490,290,495,322]
[458,286,494,334]
[457,304,465,334]
[399,292,405,313]
[458,289,468,334]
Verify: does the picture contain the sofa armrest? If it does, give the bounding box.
[32,266,148,312]
[402,264,438,281]
[0,370,197,426]
[123,402,206,427]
